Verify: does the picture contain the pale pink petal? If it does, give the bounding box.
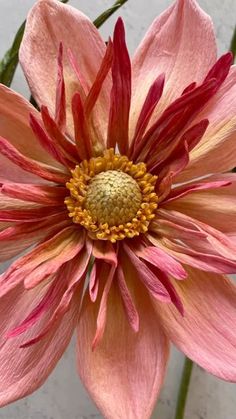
[91,241,118,349]
[19,245,91,348]
[1,183,67,206]
[91,263,116,350]
[0,227,84,296]
[19,0,111,137]
[155,267,236,381]
[0,217,69,263]
[177,66,236,182]
[130,240,187,279]
[0,191,65,223]
[149,218,236,275]
[89,260,99,303]
[0,283,78,406]
[116,264,139,332]
[77,280,169,418]
[123,243,171,301]
[130,0,217,135]
[0,84,59,167]
[164,173,236,234]
[29,113,73,169]
[0,154,42,184]
[0,135,68,184]
[164,178,231,204]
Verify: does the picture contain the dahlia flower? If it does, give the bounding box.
[0,0,236,416]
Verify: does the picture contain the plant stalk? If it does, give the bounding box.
[174,357,194,419]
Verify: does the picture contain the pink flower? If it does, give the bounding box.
[0,0,236,416]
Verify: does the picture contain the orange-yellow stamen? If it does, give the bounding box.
[65,149,158,242]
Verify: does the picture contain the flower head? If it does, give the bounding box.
[0,0,236,417]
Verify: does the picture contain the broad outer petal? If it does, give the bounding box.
[19,0,111,137]
[130,0,217,135]
[177,66,236,182]
[0,84,60,182]
[164,174,236,234]
[0,283,79,406]
[155,267,236,381]
[77,280,169,419]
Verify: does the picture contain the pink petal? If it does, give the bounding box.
[0,84,59,168]
[107,18,131,154]
[155,267,236,381]
[159,238,236,274]
[147,265,184,315]
[91,263,116,350]
[0,282,78,406]
[133,77,216,163]
[1,183,67,206]
[19,0,111,137]
[29,113,72,169]
[0,213,69,262]
[72,93,93,160]
[177,66,236,182]
[92,240,117,266]
[20,244,92,347]
[165,173,236,234]
[129,73,165,156]
[148,119,209,176]
[89,260,99,303]
[149,211,236,274]
[55,42,66,130]
[77,280,169,418]
[131,240,187,279]
[84,39,113,153]
[91,241,118,349]
[116,264,140,332]
[0,135,68,184]
[41,106,79,162]
[164,178,231,204]
[0,227,84,296]
[123,243,172,301]
[130,0,216,135]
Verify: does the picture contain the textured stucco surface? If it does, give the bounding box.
[0,0,235,418]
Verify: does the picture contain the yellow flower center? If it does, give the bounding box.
[84,170,142,226]
[65,149,158,242]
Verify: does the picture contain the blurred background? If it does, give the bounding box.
[0,0,235,418]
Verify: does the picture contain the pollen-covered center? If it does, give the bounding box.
[65,149,158,242]
[84,170,142,226]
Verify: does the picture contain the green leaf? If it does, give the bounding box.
[0,21,25,86]
[230,25,236,62]
[93,0,128,29]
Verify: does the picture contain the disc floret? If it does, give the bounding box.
[65,149,158,242]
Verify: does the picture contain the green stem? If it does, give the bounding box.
[230,25,236,61]
[93,0,129,28]
[174,357,194,419]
